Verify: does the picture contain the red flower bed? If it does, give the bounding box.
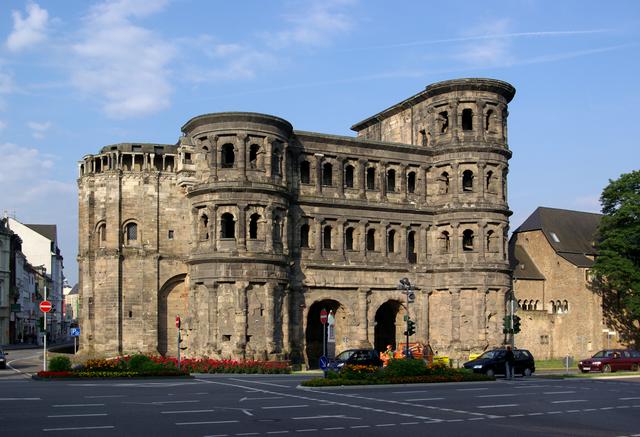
[37,371,74,378]
[144,356,291,374]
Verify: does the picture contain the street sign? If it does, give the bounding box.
[320,309,328,325]
[319,355,329,371]
[39,300,52,313]
[176,316,181,329]
[70,327,80,337]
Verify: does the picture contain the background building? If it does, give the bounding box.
[510,207,619,360]
[78,78,515,366]
[0,219,11,344]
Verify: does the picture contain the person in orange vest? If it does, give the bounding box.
[380,344,394,367]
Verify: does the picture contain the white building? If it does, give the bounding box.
[0,219,11,344]
[7,219,65,340]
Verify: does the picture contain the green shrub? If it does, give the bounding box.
[127,354,154,371]
[384,358,428,377]
[49,356,72,372]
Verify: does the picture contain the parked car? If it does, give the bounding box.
[328,348,383,372]
[578,349,640,373]
[0,348,7,369]
[463,348,535,377]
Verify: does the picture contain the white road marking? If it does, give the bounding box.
[477,394,518,398]
[392,390,429,394]
[237,433,259,436]
[176,420,238,426]
[161,409,215,414]
[551,400,587,404]
[0,397,41,401]
[350,425,371,429]
[263,405,308,410]
[240,396,284,402]
[293,415,360,420]
[400,422,419,425]
[266,431,290,434]
[478,404,518,408]
[52,404,104,407]
[513,385,545,389]
[457,388,488,391]
[376,423,395,427]
[85,395,126,399]
[43,426,114,432]
[620,397,640,400]
[47,413,108,418]
[295,429,318,432]
[509,414,525,417]
[468,417,485,421]
[543,391,576,395]
[323,427,345,430]
[152,400,200,405]
[547,411,562,414]
[406,397,444,401]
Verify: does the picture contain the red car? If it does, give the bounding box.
[578,349,640,373]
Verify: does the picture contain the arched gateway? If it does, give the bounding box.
[158,275,188,356]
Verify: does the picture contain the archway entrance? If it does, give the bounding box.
[305,299,340,369]
[158,276,188,356]
[374,300,403,353]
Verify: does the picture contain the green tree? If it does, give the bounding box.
[591,170,640,344]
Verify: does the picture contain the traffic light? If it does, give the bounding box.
[407,319,416,336]
[513,315,521,334]
[502,315,512,334]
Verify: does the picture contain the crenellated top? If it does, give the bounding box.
[78,143,178,177]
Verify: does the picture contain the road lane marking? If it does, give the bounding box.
[620,397,640,400]
[406,397,444,401]
[176,420,238,426]
[237,433,259,436]
[293,415,360,420]
[161,409,215,414]
[266,432,290,434]
[400,422,419,425]
[509,414,525,417]
[513,385,545,389]
[240,396,284,402]
[323,427,345,430]
[0,397,41,401]
[43,426,114,432]
[477,394,518,398]
[52,404,104,407]
[263,405,308,409]
[231,378,290,388]
[543,391,576,395]
[457,388,488,391]
[551,400,587,404]
[152,400,200,405]
[393,390,429,394]
[295,429,318,432]
[47,413,108,418]
[85,395,126,399]
[478,404,518,408]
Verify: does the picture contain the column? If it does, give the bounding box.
[314,218,323,257]
[315,154,323,195]
[265,136,273,178]
[238,203,247,251]
[208,135,218,181]
[358,159,366,199]
[235,281,249,357]
[378,161,387,200]
[420,166,428,204]
[360,220,368,259]
[451,162,459,200]
[237,134,248,181]
[478,161,486,200]
[421,289,430,345]
[207,281,219,354]
[265,206,273,253]
[479,221,487,260]
[450,99,459,143]
[282,143,289,186]
[264,282,277,355]
[419,225,428,264]
[380,221,389,257]
[281,286,291,354]
[191,208,199,247]
[357,288,371,348]
[451,288,461,343]
[337,156,345,197]
[452,222,460,259]
[336,219,346,260]
[477,99,486,141]
[477,290,487,343]
[210,205,218,250]
[399,164,407,201]
[282,214,289,254]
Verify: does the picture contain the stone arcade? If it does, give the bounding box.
[78,78,515,367]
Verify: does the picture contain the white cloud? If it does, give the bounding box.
[265,0,355,49]
[0,71,15,94]
[6,2,49,52]
[455,19,515,66]
[0,120,6,130]
[71,0,174,118]
[27,120,52,139]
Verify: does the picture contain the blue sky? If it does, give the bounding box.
[1,0,638,285]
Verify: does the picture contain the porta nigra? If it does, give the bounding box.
[78,78,515,367]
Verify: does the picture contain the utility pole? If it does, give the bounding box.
[398,277,415,358]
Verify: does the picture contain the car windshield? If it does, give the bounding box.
[336,350,355,361]
[479,350,503,359]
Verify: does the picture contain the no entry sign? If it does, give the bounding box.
[320,309,328,325]
[39,300,52,313]
[176,316,181,329]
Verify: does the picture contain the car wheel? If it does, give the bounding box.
[522,368,532,377]
[485,368,495,378]
[603,364,612,373]
[581,369,590,373]
[632,364,639,372]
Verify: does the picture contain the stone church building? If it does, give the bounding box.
[78,78,515,367]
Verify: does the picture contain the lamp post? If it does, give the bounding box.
[398,277,415,358]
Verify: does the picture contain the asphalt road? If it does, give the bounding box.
[1,368,640,437]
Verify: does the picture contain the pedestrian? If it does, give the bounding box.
[505,345,515,380]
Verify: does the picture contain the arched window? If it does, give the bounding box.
[387,230,396,253]
[440,231,450,253]
[556,300,562,314]
[407,231,417,264]
[462,170,474,192]
[221,213,235,239]
[322,162,333,186]
[438,111,449,133]
[249,144,260,169]
[462,229,474,251]
[221,143,235,168]
[550,301,556,313]
[517,299,522,309]
[562,300,569,313]
[273,216,282,242]
[199,214,209,240]
[534,300,540,311]
[345,227,354,251]
[96,222,106,247]
[407,172,416,194]
[486,230,495,252]
[366,229,376,251]
[323,226,332,249]
[300,224,310,248]
[486,170,494,193]
[366,167,376,190]
[344,165,354,188]
[440,172,449,194]
[124,222,137,245]
[272,151,282,176]
[462,108,473,131]
[523,300,529,311]
[485,109,494,132]
[249,213,260,239]
[300,160,310,184]
[387,169,396,192]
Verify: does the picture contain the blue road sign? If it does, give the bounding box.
[70,327,80,337]
[319,355,329,371]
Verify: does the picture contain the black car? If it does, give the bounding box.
[463,348,535,377]
[0,348,7,369]
[328,349,383,372]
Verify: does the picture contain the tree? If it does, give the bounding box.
[591,170,640,344]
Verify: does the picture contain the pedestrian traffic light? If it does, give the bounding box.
[502,315,512,334]
[407,319,416,336]
[513,315,521,334]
